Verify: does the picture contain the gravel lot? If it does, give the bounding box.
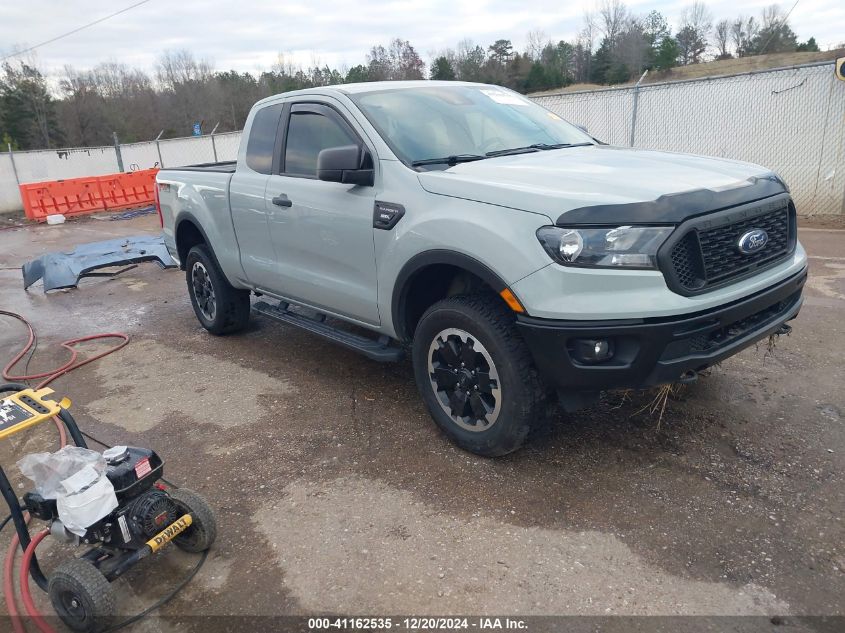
[0,214,842,632]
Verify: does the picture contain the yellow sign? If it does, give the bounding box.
[0,388,69,440]
[836,57,845,82]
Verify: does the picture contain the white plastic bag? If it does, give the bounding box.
[18,446,118,536]
[56,467,119,536]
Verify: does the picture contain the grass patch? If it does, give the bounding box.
[631,384,682,430]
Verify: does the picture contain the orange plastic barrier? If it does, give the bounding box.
[19,177,105,220]
[99,169,158,211]
[20,168,159,222]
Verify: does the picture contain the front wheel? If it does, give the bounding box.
[48,559,116,633]
[412,294,546,457]
[185,244,250,335]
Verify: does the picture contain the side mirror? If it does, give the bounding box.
[317,145,374,186]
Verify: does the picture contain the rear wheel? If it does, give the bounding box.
[169,487,217,553]
[186,244,250,335]
[412,294,546,456]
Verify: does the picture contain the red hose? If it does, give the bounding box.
[4,528,26,633]
[1,310,129,389]
[1,309,129,448]
[20,530,55,633]
[1,310,129,632]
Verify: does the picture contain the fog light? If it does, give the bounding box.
[571,338,614,364]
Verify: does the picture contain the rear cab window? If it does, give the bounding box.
[245,103,283,174]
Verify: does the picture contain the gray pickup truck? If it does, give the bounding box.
[157,80,807,456]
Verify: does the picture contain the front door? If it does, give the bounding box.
[263,101,380,325]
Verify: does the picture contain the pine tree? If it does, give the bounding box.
[0,60,63,149]
[430,56,456,80]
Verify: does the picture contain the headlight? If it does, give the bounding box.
[536,225,674,269]
[770,172,790,193]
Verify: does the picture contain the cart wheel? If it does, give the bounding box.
[169,487,217,553]
[48,558,115,633]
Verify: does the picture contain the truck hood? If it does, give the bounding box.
[416,145,786,224]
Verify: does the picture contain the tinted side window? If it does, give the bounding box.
[284,111,357,176]
[245,103,282,174]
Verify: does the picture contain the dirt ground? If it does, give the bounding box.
[0,213,842,632]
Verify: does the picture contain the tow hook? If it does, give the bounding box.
[678,369,698,384]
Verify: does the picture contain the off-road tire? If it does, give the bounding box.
[186,244,250,335]
[169,487,218,553]
[412,294,546,457]
[48,558,116,633]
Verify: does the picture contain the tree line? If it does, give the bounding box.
[0,1,824,151]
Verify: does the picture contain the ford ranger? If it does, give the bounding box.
[156,81,807,456]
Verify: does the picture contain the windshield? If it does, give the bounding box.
[351,85,594,168]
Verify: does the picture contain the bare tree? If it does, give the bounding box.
[58,66,100,146]
[714,19,731,59]
[366,39,425,81]
[573,11,596,82]
[525,29,548,61]
[682,1,713,42]
[597,0,629,47]
[454,39,486,81]
[156,50,213,91]
[760,4,784,31]
[730,15,758,57]
[754,4,799,54]
[614,18,651,77]
[677,1,713,64]
[390,38,425,79]
[155,50,215,133]
[272,53,299,78]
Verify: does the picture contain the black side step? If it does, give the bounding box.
[253,301,404,362]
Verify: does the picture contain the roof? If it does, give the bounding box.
[253,80,494,106]
[336,80,487,94]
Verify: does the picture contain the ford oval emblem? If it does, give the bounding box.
[737,229,768,254]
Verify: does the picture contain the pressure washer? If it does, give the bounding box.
[0,310,217,633]
[0,383,216,633]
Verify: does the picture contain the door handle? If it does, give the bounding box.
[271,194,292,207]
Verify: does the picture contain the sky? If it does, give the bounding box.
[0,0,842,78]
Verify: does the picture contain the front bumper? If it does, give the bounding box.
[516,267,806,391]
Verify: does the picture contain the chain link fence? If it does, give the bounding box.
[536,86,636,147]
[534,61,845,217]
[1,61,843,216]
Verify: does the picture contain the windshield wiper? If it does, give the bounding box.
[485,146,541,157]
[411,154,487,167]
[411,142,595,166]
[485,142,594,157]
[537,142,594,149]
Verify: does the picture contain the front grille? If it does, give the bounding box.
[670,232,706,291]
[666,201,794,293]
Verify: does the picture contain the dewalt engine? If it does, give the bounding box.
[0,383,216,633]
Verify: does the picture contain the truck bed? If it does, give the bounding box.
[160,161,237,173]
[157,167,243,279]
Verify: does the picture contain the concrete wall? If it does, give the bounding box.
[0,131,242,214]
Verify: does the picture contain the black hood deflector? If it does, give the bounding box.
[555,176,787,226]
